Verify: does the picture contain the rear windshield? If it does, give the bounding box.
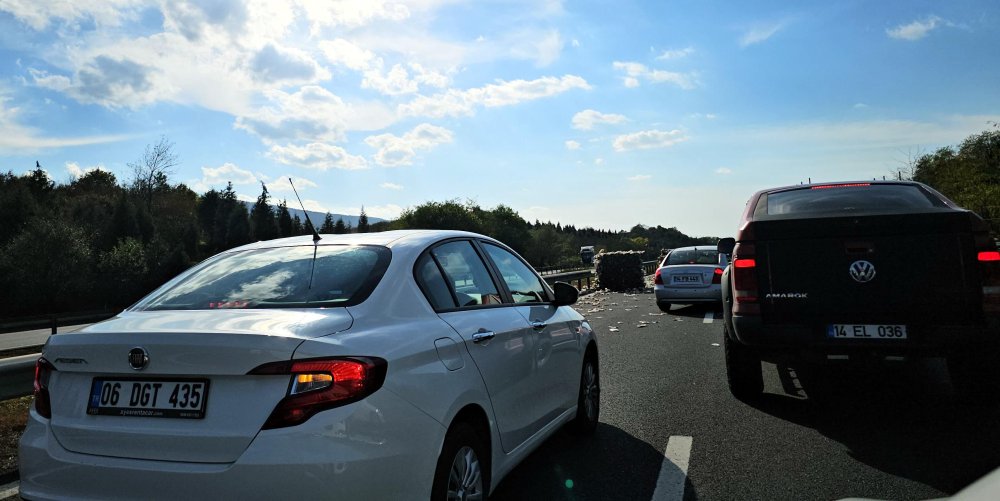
[666,249,719,266]
[135,245,391,311]
[766,184,944,216]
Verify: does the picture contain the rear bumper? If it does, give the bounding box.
[730,314,1000,359]
[654,285,722,303]
[19,389,445,500]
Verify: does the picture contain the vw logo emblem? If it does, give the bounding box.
[849,260,876,283]
[128,347,149,371]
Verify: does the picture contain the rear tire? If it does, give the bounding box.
[570,355,600,435]
[724,325,763,401]
[657,302,672,313]
[948,348,1000,403]
[432,422,490,501]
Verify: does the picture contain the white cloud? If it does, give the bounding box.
[267,175,320,194]
[65,161,110,179]
[853,103,869,109]
[656,47,694,60]
[613,129,690,152]
[250,43,329,85]
[267,143,369,170]
[715,167,733,175]
[565,140,581,150]
[571,109,627,130]
[594,157,604,165]
[627,174,651,181]
[319,38,376,71]
[364,123,454,166]
[740,21,788,47]
[235,86,396,145]
[361,62,450,96]
[571,39,580,48]
[0,0,141,30]
[202,162,257,185]
[612,62,697,90]
[380,182,403,190]
[296,0,410,32]
[399,75,591,118]
[0,97,129,153]
[887,16,944,41]
[360,204,403,220]
[30,56,160,110]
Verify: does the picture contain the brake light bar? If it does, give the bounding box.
[810,183,871,190]
[978,251,1000,262]
[733,259,756,268]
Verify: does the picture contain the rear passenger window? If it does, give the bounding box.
[766,184,943,215]
[415,254,457,310]
[431,241,502,307]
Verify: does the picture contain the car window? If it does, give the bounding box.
[414,253,458,310]
[666,249,719,266]
[430,241,502,307]
[766,184,945,215]
[482,243,548,304]
[136,245,390,310]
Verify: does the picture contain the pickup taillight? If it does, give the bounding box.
[732,242,760,315]
[978,250,1000,313]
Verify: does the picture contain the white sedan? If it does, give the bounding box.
[20,230,599,500]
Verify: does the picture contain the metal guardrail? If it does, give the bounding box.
[0,311,115,335]
[544,260,658,291]
[0,353,38,400]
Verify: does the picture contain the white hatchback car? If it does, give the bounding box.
[20,230,599,500]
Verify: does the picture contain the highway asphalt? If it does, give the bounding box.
[491,290,1000,500]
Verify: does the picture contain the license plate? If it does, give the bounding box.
[828,324,907,339]
[88,378,209,419]
[671,274,701,284]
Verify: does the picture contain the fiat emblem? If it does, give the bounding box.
[849,260,876,283]
[128,347,149,370]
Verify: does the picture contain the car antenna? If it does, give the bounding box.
[289,177,321,243]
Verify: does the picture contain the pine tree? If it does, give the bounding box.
[250,182,278,241]
[277,199,293,237]
[333,218,347,234]
[357,206,370,233]
[320,212,335,233]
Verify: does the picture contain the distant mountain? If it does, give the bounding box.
[240,201,386,228]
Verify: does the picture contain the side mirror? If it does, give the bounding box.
[717,237,735,255]
[552,281,579,306]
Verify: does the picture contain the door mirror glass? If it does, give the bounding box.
[717,237,735,255]
[552,281,579,306]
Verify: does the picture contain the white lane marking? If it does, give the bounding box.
[651,435,693,501]
[702,312,714,324]
[0,480,18,499]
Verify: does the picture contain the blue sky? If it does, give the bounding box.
[0,0,998,237]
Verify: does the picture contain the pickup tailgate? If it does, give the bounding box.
[754,211,981,325]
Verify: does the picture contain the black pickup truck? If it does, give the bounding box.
[718,181,1000,400]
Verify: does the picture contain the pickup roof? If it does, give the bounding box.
[718,181,1000,401]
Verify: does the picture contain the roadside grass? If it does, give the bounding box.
[0,397,30,477]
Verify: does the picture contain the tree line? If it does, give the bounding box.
[0,137,715,319]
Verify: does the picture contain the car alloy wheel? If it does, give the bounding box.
[447,445,484,501]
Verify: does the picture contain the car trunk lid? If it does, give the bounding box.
[44,309,353,463]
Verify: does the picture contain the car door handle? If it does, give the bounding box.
[530,321,546,330]
[472,330,496,343]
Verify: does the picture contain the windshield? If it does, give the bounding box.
[135,245,390,311]
[766,184,945,216]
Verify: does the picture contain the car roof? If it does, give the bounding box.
[225,229,494,252]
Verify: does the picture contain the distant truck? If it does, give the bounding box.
[580,246,595,265]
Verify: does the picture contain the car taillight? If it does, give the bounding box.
[654,268,663,285]
[978,250,1000,313]
[712,267,723,285]
[732,242,760,315]
[248,357,388,429]
[33,358,54,419]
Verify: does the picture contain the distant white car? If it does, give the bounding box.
[20,230,599,500]
[653,246,727,312]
